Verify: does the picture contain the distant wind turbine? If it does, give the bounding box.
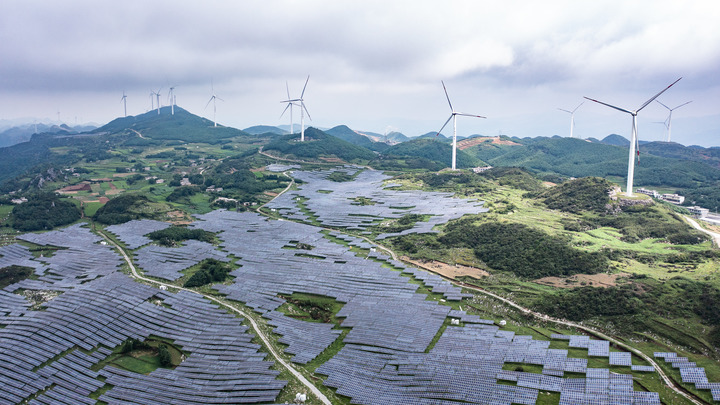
[168,86,177,115]
[149,91,155,111]
[152,88,162,115]
[280,76,311,141]
[558,101,584,138]
[584,77,682,197]
[121,91,127,117]
[656,99,692,142]
[205,82,223,127]
[435,81,486,170]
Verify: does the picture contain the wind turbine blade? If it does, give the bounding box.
[436,115,453,136]
[280,103,291,119]
[637,77,682,112]
[558,108,572,114]
[441,81,453,111]
[286,81,291,99]
[572,101,584,113]
[300,76,310,98]
[456,112,486,119]
[205,97,214,109]
[216,97,224,102]
[674,100,693,110]
[656,100,671,110]
[301,101,312,121]
[583,97,633,114]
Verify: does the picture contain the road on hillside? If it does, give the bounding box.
[685,215,720,248]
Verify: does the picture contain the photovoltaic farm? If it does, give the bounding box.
[1,166,718,404]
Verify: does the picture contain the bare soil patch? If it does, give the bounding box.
[401,256,490,280]
[457,136,521,150]
[319,157,344,163]
[534,272,630,289]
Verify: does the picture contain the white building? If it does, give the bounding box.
[661,193,685,204]
[687,206,709,218]
[636,188,659,198]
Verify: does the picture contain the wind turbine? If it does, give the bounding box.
[152,88,162,114]
[205,82,223,127]
[120,91,127,117]
[435,81,486,170]
[168,86,177,115]
[584,77,682,197]
[149,91,155,111]
[656,99,692,142]
[558,101,584,138]
[280,76,311,141]
[279,81,296,135]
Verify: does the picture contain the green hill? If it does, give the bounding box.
[473,136,720,210]
[379,137,481,169]
[263,127,376,162]
[325,125,389,152]
[94,106,247,143]
[243,125,287,135]
[601,134,630,147]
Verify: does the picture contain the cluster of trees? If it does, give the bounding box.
[166,186,201,202]
[478,167,542,191]
[147,226,215,247]
[538,177,613,214]
[439,220,608,278]
[369,156,445,171]
[0,265,33,289]
[534,285,641,321]
[183,259,232,288]
[120,338,172,366]
[93,194,151,225]
[11,193,81,231]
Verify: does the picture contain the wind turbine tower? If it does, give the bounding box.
[656,100,692,142]
[153,88,162,115]
[168,86,176,115]
[435,81,486,170]
[121,91,127,117]
[205,82,223,127]
[280,81,296,135]
[280,76,311,141]
[558,101,584,138]
[584,77,681,197]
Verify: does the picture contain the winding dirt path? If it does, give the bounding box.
[685,215,720,248]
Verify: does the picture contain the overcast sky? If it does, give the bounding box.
[1,1,718,146]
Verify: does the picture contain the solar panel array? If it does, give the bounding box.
[0,272,284,404]
[133,240,231,281]
[264,167,488,237]
[15,224,124,291]
[655,352,720,401]
[0,225,284,404]
[105,219,171,249]
[265,163,300,172]
[0,176,689,405]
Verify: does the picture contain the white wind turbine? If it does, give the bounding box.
[168,86,177,115]
[280,76,311,141]
[279,81,297,135]
[435,81,486,170]
[153,88,162,114]
[205,82,223,127]
[558,101,584,138]
[584,77,682,197]
[149,91,154,111]
[656,99,692,142]
[120,91,127,117]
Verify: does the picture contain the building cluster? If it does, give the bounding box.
[636,187,714,220]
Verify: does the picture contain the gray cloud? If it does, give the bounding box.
[0,0,718,145]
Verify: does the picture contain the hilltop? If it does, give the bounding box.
[94,106,248,143]
[262,127,377,163]
[324,125,389,152]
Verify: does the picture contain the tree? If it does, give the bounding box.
[158,344,172,367]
